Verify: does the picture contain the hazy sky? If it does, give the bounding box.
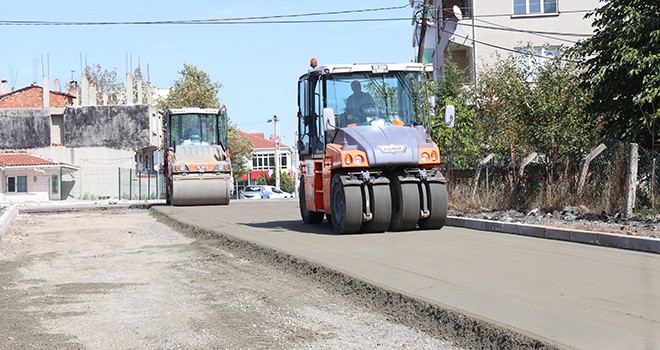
[0,0,418,145]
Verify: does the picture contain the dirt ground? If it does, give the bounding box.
[0,208,460,350]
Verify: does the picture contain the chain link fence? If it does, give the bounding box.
[117,168,166,200]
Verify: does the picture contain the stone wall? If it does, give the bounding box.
[0,109,50,149]
[63,105,152,151]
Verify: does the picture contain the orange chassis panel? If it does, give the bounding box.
[302,143,442,215]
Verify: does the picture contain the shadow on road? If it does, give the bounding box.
[240,220,338,235]
[240,219,390,237]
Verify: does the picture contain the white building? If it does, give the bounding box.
[0,150,78,202]
[240,131,294,185]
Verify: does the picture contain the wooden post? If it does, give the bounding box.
[577,143,607,197]
[519,152,538,178]
[471,153,495,199]
[624,143,639,218]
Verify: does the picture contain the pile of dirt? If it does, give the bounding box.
[451,206,659,239]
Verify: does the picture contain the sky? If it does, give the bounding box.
[0,0,419,147]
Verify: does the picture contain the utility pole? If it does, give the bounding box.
[268,115,281,189]
[416,0,432,63]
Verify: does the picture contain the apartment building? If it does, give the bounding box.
[412,0,599,81]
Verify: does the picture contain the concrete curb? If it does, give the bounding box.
[447,216,660,254]
[0,205,18,241]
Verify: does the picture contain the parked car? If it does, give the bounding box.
[240,185,292,199]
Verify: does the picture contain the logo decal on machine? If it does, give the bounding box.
[377,145,407,153]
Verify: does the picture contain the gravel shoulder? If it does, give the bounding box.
[0,208,459,350]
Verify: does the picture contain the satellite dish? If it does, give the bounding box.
[452,5,463,20]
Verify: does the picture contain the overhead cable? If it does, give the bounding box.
[0,4,411,26]
[442,28,584,64]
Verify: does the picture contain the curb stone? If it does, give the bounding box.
[0,205,18,242]
[447,216,660,254]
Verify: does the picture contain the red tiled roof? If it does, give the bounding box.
[0,150,78,168]
[240,131,289,150]
[0,85,75,99]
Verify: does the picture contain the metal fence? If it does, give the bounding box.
[118,168,166,200]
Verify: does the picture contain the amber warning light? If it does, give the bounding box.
[310,58,318,68]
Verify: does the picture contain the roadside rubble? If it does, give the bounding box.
[450,206,659,239]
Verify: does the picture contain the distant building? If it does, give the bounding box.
[0,80,75,108]
[240,131,294,184]
[412,0,599,81]
[0,150,78,202]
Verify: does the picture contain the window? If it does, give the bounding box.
[514,45,560,81]
[298,79,310,155]
[51,175,59,195]
[6,176,27,193]
[515,46,560,66]
[513,0,557,15]
[169,113,219,147]
[7,177,15,192]
[252,153,289,170]
[324,71,426,128]
[17,176,27,192]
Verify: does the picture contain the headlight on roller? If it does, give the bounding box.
[213,163,231,172]
[354,155,364,164]
[344,154,353,165]
[172,163,189,172]
[421,152,430,162]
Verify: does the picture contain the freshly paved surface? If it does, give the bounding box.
[155,200,660,350]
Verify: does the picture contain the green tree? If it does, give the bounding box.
[572,0,659,148]
[84,63,124,105]
[430,58,481,168]
[467,49,601,205]
[158,64,222,109]
[255,172,269,185]
[520,56,602,182]
[266,170,295,193]
[471,55,530,185]
[228,124,254,181]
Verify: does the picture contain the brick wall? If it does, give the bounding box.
[0,86,74,108]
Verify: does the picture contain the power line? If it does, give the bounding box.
[459,21,577,44]
[0,18,411,26]
[475,18,592,38]
[443,28,584,64]
[468,18,592,44]
[0,4,411,26]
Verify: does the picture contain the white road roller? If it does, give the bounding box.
[163,107,232,205]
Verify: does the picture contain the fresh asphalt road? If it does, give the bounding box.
[154,200,660,350]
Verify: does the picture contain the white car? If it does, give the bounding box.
[240,185,292,199]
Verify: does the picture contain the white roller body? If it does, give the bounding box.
[171,173,231,206]
[170,144,232,206]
